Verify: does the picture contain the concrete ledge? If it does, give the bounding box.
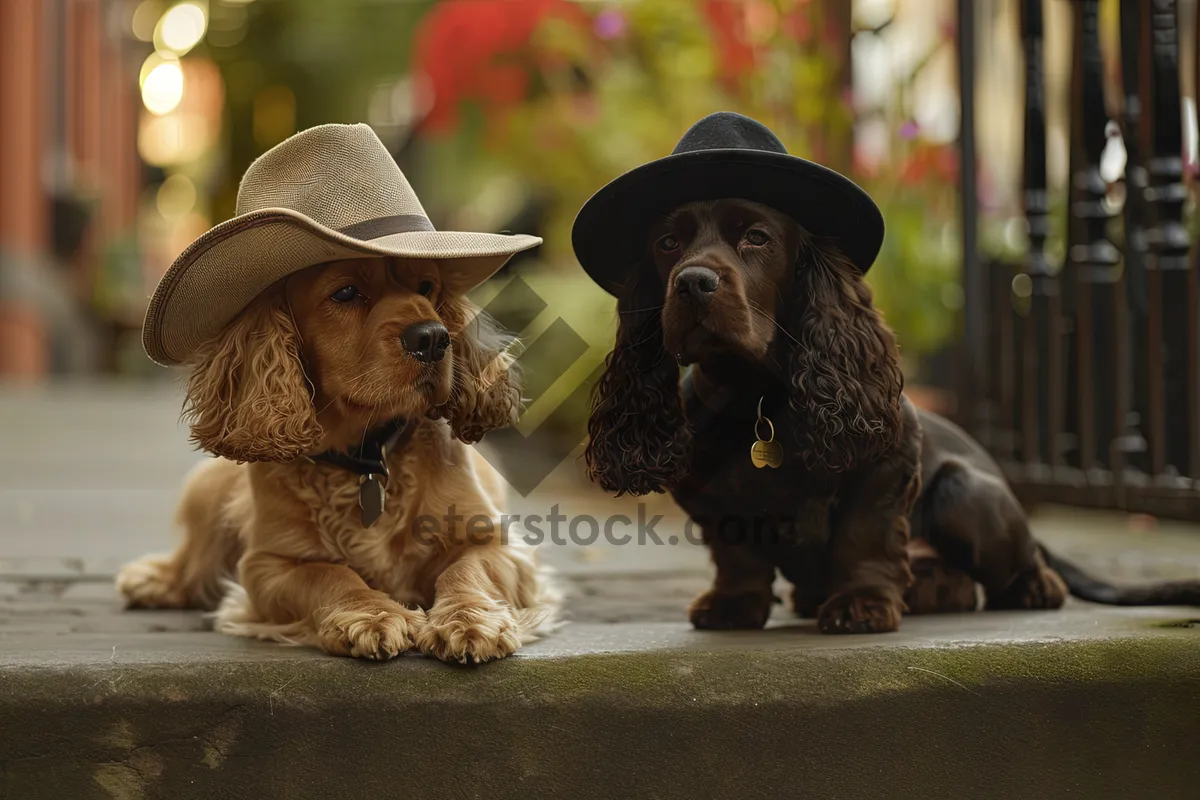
[3,607,1199,799]
[9,385,1200,798]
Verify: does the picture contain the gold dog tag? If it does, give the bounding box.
[359,474,386,527]
[751,439,783,469]
[751,397,782,469]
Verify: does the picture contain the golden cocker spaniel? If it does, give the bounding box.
[118,256,560,663]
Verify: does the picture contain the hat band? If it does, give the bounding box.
[337,213,435,241]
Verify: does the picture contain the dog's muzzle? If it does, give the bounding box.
[674,266,720,306]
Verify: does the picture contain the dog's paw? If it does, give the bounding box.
[117,556,188,609]
[904,557,978,615]
[987,567,1067,611]
[318,601,424,661]
[688,588,772,630]
[817,588,903,634]
[415,600,521,664]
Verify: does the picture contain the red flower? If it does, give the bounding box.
[702,1,757,80]
[414,0,589,134]
[897,144,958,186]
[899,146,935,184]
[936,147,959,183]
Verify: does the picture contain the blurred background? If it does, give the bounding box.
[0,0,1086,388]
[3,0,1200,578]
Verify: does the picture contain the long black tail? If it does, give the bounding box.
[1040,545,1200,606]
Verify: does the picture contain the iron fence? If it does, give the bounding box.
[961,0,1200,519]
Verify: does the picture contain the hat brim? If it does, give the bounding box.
[143,207,542,366]
[571,150,883,296]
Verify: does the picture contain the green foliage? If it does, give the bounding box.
[201,0,437,219]
[468,0,851,262]
[422,0,960,378]
[196,0,963,423]
[864,187,960,367]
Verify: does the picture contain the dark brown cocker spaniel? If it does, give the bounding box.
[585,198,1198,634]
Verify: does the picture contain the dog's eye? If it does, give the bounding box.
[744,229,770,246]
[657,235,679,252]
[330,285,359,303]
[417,280,435,297]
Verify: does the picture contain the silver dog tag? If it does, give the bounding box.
[359,474,386,527]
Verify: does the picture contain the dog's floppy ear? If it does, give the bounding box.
[785,237,903,472]
[184,292,322,462]
[586,268,691,495]
[437,295,521,444]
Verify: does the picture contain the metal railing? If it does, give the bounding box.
[961,0,1200,519]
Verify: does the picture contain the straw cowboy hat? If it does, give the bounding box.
[142,123,542,365]
[572,111,882,296]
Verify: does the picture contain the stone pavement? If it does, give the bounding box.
[3,383,1200,799]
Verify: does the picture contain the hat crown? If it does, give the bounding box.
[671,112,789,157]
[234,123,428,229]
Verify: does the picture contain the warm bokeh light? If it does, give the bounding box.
[138,114,186,165]
[131,0,166,42]
[155,174,198,220]
[141,61,185,115]
[138,58,224,169]
[139,51,177,88]
[157,2,208,55]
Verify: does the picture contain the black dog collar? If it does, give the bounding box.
[310,418,414,528]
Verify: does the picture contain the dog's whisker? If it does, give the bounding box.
[627,324,666,351]
[359,410,377,451]
[747,301,801,347]
[341,364,399,406]
[342,362,391,388]
[615,303,665,317]
[765,348,789,377]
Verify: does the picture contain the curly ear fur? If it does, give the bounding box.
[786,237,903,472]
[438,296,522,444]
[586,270,691,495]
[184,293,322,462]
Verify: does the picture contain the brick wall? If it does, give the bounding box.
[0,0,140,379]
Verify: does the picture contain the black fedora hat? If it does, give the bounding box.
[571,112,884,296]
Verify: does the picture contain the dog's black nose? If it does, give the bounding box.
[401,321,450,363]
[675,266,719,304]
